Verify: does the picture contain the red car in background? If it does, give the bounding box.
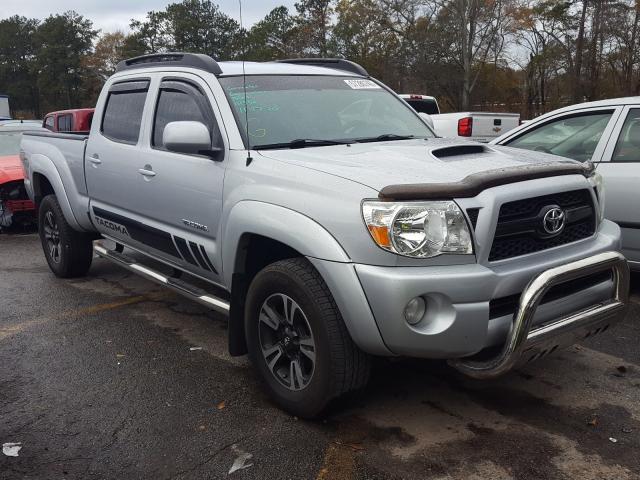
[0,121,44,230]
[43,108,94,133]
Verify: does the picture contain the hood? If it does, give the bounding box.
[0,155,25,185]
[257,138,582,192]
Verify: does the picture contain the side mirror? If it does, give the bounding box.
[163,121,220,157]
[418,112,435,130]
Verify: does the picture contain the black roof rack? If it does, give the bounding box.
[275,58,368,76]
[115,53,222,75]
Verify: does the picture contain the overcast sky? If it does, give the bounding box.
[2,0,297,33]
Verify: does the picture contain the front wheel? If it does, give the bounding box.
[245,258,371,418]
[38,194,93,278]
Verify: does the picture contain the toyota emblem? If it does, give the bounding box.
[542,206,565,235]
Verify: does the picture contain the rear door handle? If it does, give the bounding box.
[88,154,101,165]
[138,168,156,177]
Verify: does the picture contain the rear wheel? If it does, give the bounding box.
[245,257,371,418]
[38,194,93,278]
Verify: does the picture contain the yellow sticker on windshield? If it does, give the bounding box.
[344,79,381,89]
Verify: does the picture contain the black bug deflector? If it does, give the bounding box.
[378,162,594,201]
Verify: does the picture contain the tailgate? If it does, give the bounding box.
[471,113,520,141]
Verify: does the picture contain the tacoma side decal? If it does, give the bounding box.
[95,215,130,237]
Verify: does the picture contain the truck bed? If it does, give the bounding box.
[21,130,92,230]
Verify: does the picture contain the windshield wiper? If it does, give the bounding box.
[354,133,416,143]
[253,138,351,150]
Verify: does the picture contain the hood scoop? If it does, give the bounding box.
[431,145,488,158]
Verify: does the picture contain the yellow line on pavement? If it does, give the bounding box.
[61,291,173,318]
[315,441,356,480]
[1,292,176,341]
[67,296,149,316]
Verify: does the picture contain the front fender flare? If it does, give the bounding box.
[222,201,391,356]
[222,200,350,286]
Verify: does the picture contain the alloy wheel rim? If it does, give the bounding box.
[43,210,61,264]
[258,293,316,391]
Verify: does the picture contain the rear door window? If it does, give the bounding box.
[611,109,640,162]
[57,114,72,132]
[101,80,149,144]
[505,111,613,162]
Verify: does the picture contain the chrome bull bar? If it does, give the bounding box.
[449,251,630,379]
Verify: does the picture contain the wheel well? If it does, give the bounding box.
[234,233,302,281]
[32,173,55,206]
[228,234,302,357]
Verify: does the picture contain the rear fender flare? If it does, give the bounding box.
[30,156,84,231]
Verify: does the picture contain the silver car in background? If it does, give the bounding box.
[492,97,640,270]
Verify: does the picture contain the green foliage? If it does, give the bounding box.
[130,0,242,59]
[33,11,98,113]
[245,7,297,60]
[294,0,334,56]
[0,16,40,115]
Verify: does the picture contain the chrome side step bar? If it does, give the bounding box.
[94,243,230,315]
[449,251,630,379]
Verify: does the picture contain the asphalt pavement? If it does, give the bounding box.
[1,233,639,479]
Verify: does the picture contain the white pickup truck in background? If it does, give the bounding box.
[398,94,520,142]
[398,94,440,114]
[0,95,10,121]
[431,111,520,142]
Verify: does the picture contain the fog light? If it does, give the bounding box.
[404,297,426,325]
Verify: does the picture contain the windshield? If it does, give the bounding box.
[0,132,22,156]
[219,75,434,149]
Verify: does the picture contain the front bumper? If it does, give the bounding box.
[352,220,629,369]
[449,250,628,378]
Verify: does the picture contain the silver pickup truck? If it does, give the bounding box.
[20,53,630,418]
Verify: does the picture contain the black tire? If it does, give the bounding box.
[38,194,93,278]
[245,257,371,418]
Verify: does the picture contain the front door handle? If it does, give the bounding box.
[138,167,156,177]
[88,154,101,165]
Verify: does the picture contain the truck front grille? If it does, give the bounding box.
[489,270,612,319]
[489,189,596,262]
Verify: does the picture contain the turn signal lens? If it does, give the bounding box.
[367,225,391,247]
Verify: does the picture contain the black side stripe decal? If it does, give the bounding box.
[93,207,180,258]
[91,207,219,274]
[199,245,218,273]
[174,236,197,266]
[189,241,210,271]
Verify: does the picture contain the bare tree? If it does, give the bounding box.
[431,0,513,109]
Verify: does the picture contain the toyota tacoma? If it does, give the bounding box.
[20,53,630,417]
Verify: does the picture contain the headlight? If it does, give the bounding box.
[588,170,605,224]
[362,200,473,258]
